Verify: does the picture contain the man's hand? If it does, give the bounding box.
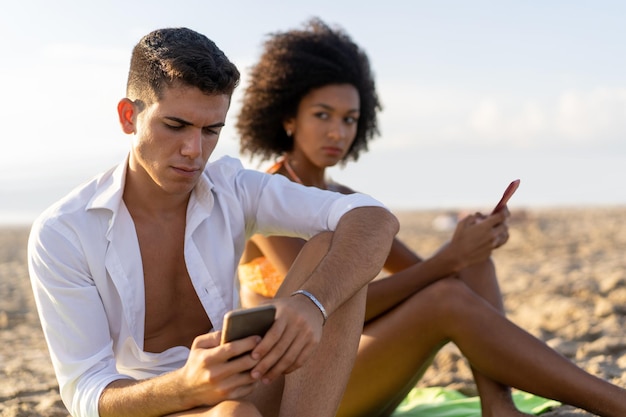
[100,331,266,416]
[246,295,324,384]
[177,331,264,408]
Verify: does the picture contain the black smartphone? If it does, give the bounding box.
[492,179,520,214]
[220,304,276,344]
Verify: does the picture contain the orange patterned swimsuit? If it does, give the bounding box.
[237,158,292,298]
[238,256,284,297]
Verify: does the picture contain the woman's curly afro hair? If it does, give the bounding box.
[236,17,381,164]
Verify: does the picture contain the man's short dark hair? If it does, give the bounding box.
[126,27,240,105]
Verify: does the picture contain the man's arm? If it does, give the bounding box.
[247,206,399,382]
[99,332,263,417]
[295,206,399,316]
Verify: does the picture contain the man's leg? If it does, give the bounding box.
[167,400,263,416]
[282,292,366,417]
[257,232,368,417]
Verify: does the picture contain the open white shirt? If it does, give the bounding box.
[27,155,385,417]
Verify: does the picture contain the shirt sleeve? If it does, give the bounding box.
[28,217,129,417]
[239,167,388,239]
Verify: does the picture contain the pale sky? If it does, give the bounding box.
[1,0,625,224]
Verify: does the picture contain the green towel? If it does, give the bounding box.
[391,387,561,417]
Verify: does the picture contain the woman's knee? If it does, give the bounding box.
[418,277,478,315]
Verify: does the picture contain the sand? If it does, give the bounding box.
[2,207,626,416]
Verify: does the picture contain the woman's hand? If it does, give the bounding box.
[447,209,509,270]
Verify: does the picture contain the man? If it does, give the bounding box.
[28,27,398,417]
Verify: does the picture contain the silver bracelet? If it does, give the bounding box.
[291,289,328,326]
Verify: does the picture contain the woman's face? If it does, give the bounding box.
[284,83,360,169]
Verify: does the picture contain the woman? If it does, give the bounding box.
[235,18,626,417]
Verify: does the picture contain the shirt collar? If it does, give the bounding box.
[86,155,129,236]
[85,154,217,236]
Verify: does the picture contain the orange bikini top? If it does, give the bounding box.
[238,256,283,298]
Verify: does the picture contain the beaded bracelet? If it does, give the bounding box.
[291,289,328,326]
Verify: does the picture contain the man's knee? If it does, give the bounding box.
[209,400,262,417]
[304,231,333,255]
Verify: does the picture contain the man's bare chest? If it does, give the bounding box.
[135,223,212,352]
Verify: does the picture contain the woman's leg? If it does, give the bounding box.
[457,259,524,416]
[337,258,520,417]
[337,277,626,417]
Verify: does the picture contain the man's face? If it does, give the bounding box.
[127,85,230,197]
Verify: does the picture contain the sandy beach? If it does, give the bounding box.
[2,207,625,416]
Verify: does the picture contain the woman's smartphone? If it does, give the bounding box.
[220,304,276,344]
[491,179,520,214]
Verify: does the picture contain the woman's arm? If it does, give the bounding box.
[364,211,508,321]
[247,210,507,323]
[249,234,305,276]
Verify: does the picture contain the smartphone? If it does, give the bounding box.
[220,304,276,344]
[491,179,520,214]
